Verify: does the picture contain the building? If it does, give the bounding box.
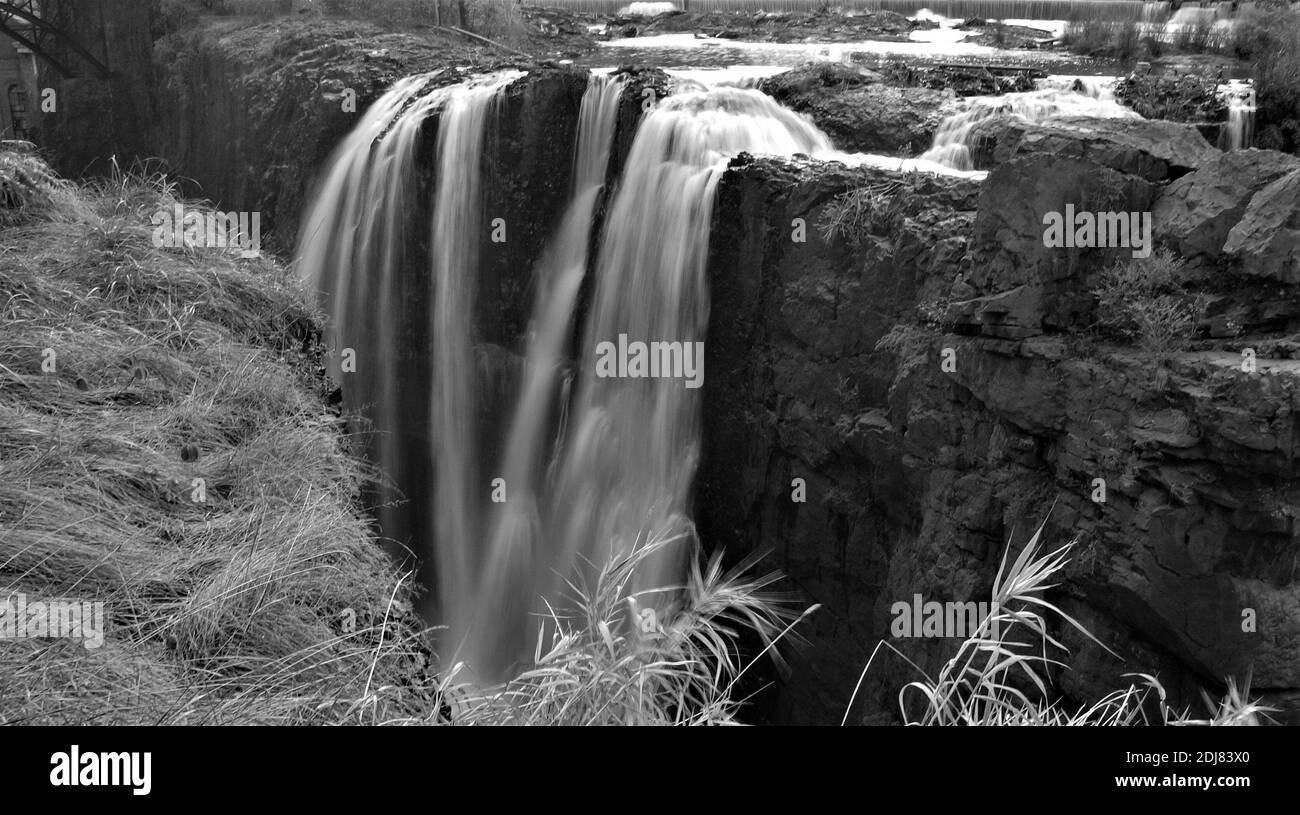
[0,7,41,141]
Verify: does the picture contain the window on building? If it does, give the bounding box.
[8,84,30,140]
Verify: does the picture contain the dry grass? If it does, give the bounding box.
[0,151,435,724]
[435,537,810,725]
[818,181,903,249]
[848,519,1275,726]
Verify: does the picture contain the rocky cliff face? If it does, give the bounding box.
[700,129,1300,724]
[149,20,499,252]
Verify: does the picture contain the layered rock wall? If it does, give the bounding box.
[700,132,1300,724]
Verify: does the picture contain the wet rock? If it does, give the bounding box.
[973,116,1219,180]
[760,62,880,99]
[962,153,1158,335]
[481,69,592,342]
[699,156,980,723]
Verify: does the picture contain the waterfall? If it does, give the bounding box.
[297,72,521,569]
[298,74,909,683]
[1218,80,1255,151]
[919,76,1140,171]
[428,78,520,670]
[544,86,833,641]
[467,86,832,677]
[464,74,626,677]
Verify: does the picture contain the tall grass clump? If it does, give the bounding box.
[848,520,1275,725]
[0,144,83,226]
[437,537,810,725]
[818,181,904,249]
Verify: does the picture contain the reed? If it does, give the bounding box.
[846,518,1275,725]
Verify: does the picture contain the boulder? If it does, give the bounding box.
[761,68,962,155]
[1153,149,1300,265]
[1224,169,1300,283]
[976,115,1219,180]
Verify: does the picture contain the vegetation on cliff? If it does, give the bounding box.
[0,147,797,724]
[0,147,434,723]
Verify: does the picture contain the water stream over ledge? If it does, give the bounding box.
[294,0,1256,683]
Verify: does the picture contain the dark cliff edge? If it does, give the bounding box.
[148,20,490,252]
[701,130,1300,724]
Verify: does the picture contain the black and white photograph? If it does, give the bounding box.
[0,0,1295,784]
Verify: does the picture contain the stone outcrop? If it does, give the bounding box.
[878,61,1042,96]
[701,123,1300,724]
[1154,149,1300,267]
[969,115,1219,179]
[760,66,962,155]
[1223,169,1300,284]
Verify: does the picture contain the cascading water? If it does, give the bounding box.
[542,86,834,645]
[297,72,521,569]
[466,73,626,677]
[299,68,977,684]
[299,57,987,681]
[1218,80,1256,151]
[919,76,1140,171]
[427,77,522,673]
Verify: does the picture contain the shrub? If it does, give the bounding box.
[1092,248,1204,354]
[1230,7,1270,59]
[1114,73,1228,122]
[1112,18,1142,62]
[1062,18,1142,62]
[1062,18,1112,55]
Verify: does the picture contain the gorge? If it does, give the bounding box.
[11,0,1299,726]
[284,62,1300,722]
